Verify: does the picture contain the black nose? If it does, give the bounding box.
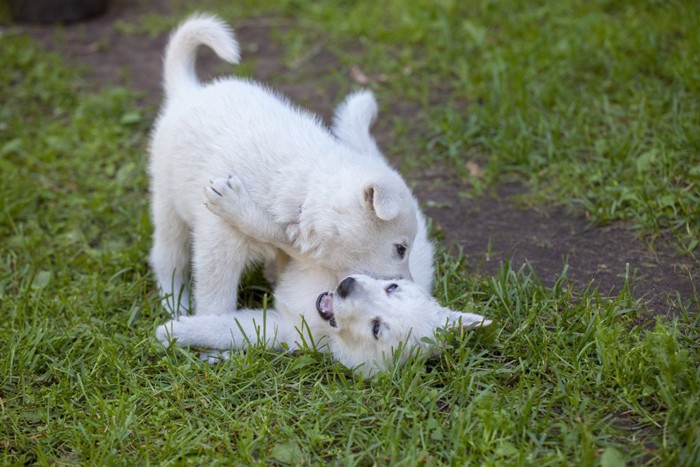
[337,277,356,298]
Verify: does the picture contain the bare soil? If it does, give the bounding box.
[12,0,697,316]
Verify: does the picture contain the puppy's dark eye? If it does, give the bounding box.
[385,283,398,294]
[395,243,407,259]
[372,320,381,339]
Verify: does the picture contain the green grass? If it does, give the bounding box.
[2,2,699,465]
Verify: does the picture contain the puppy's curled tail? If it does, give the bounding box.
[163,13,240,99]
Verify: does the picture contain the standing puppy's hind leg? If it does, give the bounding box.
[150,196,193,315]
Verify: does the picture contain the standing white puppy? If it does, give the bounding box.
[149,14,422,315]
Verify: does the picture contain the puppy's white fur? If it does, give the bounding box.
[149,14,423,315]
[157,274,491,377]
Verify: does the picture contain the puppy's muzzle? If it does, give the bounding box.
[316,292,336,327]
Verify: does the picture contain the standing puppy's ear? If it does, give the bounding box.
[363,185,401,221]
[332,90,383,159]
[444,309,493,329]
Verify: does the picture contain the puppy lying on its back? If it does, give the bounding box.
[149,14,424,315]
[157,273,492,377]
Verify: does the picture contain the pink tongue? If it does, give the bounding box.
[319,293,333,313]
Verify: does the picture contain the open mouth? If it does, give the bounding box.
[316,291,337,328]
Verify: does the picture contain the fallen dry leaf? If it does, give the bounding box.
[466,161,484,178]
[350,65,370,84]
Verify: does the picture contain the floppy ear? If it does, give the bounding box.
[332,90,383,158]
[363,184,401,221]
[444,309,493,329]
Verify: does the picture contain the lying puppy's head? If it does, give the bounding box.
[316,274,492,376]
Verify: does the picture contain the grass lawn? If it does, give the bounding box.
[1,0,699,464]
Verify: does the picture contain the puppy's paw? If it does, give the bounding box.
[156,320,178,347]
[204,176,248,219]
[156,317,195,347]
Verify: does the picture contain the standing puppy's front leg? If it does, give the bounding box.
[191,215,250,315]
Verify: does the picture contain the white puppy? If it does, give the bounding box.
[149,14,425,315]
[156,274,492,376]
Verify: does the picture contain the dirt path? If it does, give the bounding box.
[13,0,697,316]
